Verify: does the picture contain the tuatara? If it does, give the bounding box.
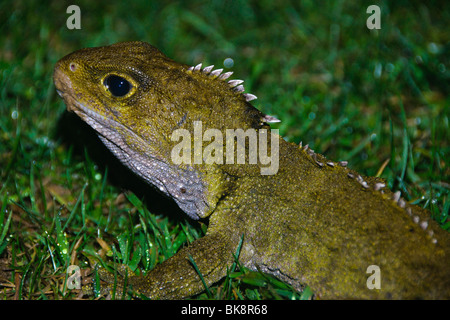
[53,41,450,299]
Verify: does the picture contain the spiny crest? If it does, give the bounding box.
[187,63,281,124]
[298,139,438,244]
[187,63,251,99]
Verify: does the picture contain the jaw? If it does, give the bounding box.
[53,63,214,220]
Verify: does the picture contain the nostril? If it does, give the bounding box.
[69,62,77,72]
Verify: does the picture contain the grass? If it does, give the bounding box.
[0,0,448,299]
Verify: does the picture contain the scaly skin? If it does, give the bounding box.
[53,41,450,299]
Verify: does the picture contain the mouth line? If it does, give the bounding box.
[53,67,207,220]
[61,92,201,216]
[53,64,161,164]
[61,92,165,166]
[70,98,143,152]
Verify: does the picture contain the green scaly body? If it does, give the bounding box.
[53,41,450,299]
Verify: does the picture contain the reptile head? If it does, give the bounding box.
[53,41,277,219]
[53,41,270,141]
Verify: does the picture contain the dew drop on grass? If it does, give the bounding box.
[374,63,382,79]
[427,42,439,54]
[224,58,234,68]
[11,110,18,119]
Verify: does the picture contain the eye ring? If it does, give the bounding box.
[103,74,133,97]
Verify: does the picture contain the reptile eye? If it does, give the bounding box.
[103,75,132,97]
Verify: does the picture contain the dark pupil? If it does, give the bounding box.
[104,75,131,97]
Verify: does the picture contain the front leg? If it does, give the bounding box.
[96,232,235,299]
